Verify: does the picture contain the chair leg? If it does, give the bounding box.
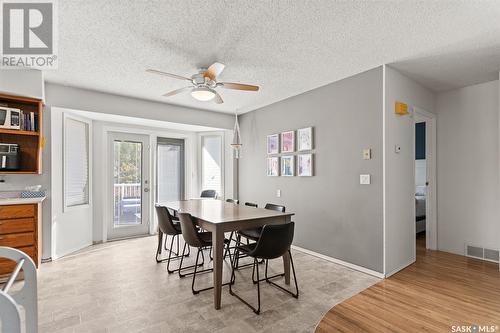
[157,234,188,264]
[192,243,233,294]
[155,231,163,263]
[263,250,299,298]
[252,259,285,284]
[223,232,234,259]
[176,243,205,276]
[229,257,261,314]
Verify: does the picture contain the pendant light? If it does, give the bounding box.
[231,112,242,159]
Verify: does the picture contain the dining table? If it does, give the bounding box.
[159,199,294,310]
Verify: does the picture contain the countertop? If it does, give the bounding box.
[0,197,46,205]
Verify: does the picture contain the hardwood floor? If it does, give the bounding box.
[316,233,500,332]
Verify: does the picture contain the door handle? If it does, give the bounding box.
[144,188,150,193]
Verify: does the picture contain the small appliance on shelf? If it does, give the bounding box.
[0,106,21,129]
[0,143,20,170]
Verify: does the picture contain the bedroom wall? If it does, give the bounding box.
[384,65,435,276]
[238,67,384,274]
[436,80,499,255]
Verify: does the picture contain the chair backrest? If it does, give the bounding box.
[177,213,205,248]
[250,222,295,259]
[155,205,180,235]
[264,203,285,213]
[200,190,217,198]
[245,202,258,208]
[226,199,239,204]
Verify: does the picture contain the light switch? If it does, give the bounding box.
[276,189,281,198]
[362,148,372,160]
[360,174,371,185]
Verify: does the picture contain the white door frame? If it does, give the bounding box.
[414,108,437,250]
[107,131,151,240]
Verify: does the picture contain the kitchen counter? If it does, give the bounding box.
[0,197,46,205]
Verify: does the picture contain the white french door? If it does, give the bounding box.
[108,132,150,239]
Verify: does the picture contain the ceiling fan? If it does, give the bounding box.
[146,62,259,104]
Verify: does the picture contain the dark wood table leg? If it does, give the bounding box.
[212,228,225,309]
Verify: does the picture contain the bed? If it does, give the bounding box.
[416,185,426,233]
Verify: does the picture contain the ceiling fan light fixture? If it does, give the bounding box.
[191,87,216,101]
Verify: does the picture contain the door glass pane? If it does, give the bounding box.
[157,142,183,201]
[202,136,222,196]
[113,140,142,226]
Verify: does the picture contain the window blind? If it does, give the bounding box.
[201,135,222,196]
[64,118,89,207]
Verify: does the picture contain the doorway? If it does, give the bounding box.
[414,108,437,251]
[108,132,150,239]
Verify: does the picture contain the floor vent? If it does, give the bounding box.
[466,244,499,263]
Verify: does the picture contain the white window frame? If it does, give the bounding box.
[63,113,92,211]
[198,132,225,199]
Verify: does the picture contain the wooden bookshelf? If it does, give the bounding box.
[0,94,43,174]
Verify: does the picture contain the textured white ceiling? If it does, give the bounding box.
[44,1,500,113]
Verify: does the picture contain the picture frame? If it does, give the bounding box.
[280,130,295,153]
[267,134,279,155]
[297,127,313,151]
[266,157,279,176]
[298,153,313,176]
[281,155,295,176]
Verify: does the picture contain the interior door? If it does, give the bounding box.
[156,138,185,202]
[108,132,150,239]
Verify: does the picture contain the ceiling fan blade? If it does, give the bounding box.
[146,69,192,81]
[162,86,192,97]
[204,62,225,80]
[213,91,224,104]
[219,82,259,91]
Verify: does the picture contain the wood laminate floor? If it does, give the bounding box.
[316,233,500,332]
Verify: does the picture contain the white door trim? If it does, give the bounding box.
[107,131,151,240]
[414,107,437,250]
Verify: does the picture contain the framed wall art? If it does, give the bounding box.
[298,153,313,176]
[267,134,279,154]
[280,130,295,153]
[267,157,279,176]
[281,155,295,176]
[297,127,313,151]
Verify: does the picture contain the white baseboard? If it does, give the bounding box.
[385,258,415,278]
[291,245,385,279]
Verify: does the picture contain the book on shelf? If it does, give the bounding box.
[18,110,38,132]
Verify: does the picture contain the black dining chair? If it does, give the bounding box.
[177,213,233,294]
[200,190,217,198]
[235,203,286,269]
[229,222,299,314]
[155,205,201,274]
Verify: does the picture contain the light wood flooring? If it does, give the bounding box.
[316,233,500,332]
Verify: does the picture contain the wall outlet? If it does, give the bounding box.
[362,148,372,160]
[276,189,281,198]
[360,174,371,185]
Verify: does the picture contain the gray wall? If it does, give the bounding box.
[436,80,499,255]
[238,67,384,273]
[384,66,435,275]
